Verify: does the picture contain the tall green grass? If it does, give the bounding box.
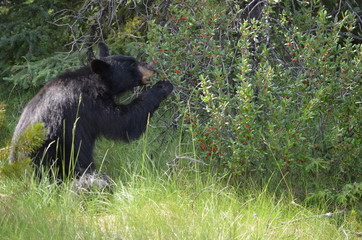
[1,128,359,240]
[1,171,356,239]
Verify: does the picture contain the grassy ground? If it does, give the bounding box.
[1,134,360,240]
[0,83,360,239]
[1,171,358,239]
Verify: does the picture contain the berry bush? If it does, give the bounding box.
[144,0,361,193]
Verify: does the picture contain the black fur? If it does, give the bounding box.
[98,42,110,58]
[10,43,173,179]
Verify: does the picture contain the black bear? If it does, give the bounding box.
[10,42,173,180]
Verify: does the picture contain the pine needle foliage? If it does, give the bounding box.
[4,53,80,88]
[1,123,47,179]
[0,0,79,76]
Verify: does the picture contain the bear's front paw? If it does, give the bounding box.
[153,81,173,98]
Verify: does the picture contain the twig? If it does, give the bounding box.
[344,230,362,236]
[345,0,362,32]
[51,0,143,58]
[339,32,362,41]
[0,193,11,198]
[167,156,208,167]
[281,210,345,225]
[160,0,171,27]
[0,146,11,152]
[240,0,267,20]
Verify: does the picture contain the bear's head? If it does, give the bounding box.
[90,43,156,95]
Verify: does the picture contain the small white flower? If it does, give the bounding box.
[325,212,333,217]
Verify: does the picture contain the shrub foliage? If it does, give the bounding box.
[144,0,361,196]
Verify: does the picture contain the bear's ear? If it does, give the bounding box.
[91,59,111,74]
[98,42,109,58]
